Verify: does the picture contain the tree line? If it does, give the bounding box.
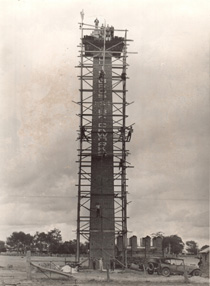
[151,232,208,255]
[0,229,208,255]
[0,228,88,255]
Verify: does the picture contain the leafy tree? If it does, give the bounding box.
[80,241,89,254]
[6,231,33,253]
[57,240,88,254]
[163,235,184,255]
[69,239,77,254]
[33,229,63,254]
[0,241,6,252]
[151,231,164,238]
[57,241,71,254]
[47,228,62,244]
[186,240,198,255]
[6,228,89,255]
[200,245,209,251]
[57,240,77,254]
[33,232,49,252]
[47,228,62,254]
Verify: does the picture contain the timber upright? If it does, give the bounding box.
[76,14,134,269]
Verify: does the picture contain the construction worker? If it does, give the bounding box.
[110,257,115,271]
[121,72,126,81]
[127,126,133,142]
[99,69,105,81]
[100,24,104,38]
[106,25,111,40]
[92,18,100,38]
[92,257,96,270]
[94,18,99,28]
[81,126,89,141]
[118,126,124,141]
[110,26,114,39]
[102,151,107,158]
[99,257,103,271]
[119,159,124,170]
[96,203,101,217]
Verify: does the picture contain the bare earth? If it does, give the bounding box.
[0,255,209,286]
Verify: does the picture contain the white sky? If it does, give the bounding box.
[0,0,209,248]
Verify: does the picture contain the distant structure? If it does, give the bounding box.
[199,247,209,275]
[122,235,163,259]
[76,16,134,268]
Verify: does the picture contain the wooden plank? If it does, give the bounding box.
[30,262,72,278]
[26,251,31,280]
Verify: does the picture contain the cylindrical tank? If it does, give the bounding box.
[129,235,137,251]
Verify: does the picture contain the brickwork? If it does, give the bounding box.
[90,57,115,267]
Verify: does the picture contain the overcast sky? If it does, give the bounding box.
[0,0,209,248]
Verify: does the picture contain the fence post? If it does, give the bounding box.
[26,250,31,280]
[183,264,190,284]
[106,263,110,282]
[143,264,147,278]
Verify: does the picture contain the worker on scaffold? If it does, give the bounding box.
[94,18,99,28]
[92,18,100,38]
[127,126,133,142]
[96,203,101,217]
[81,126,89,141]
[99,68,105,82]
[121,72,126,81]
[106,24,111,41]
[100,24,104,39]
[119,158,125,170]
[110,26,114,39]
[118,126,125,141]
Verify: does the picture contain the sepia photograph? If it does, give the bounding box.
[0,0,209,285]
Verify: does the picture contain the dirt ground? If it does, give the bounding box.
[0,255,209,286]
